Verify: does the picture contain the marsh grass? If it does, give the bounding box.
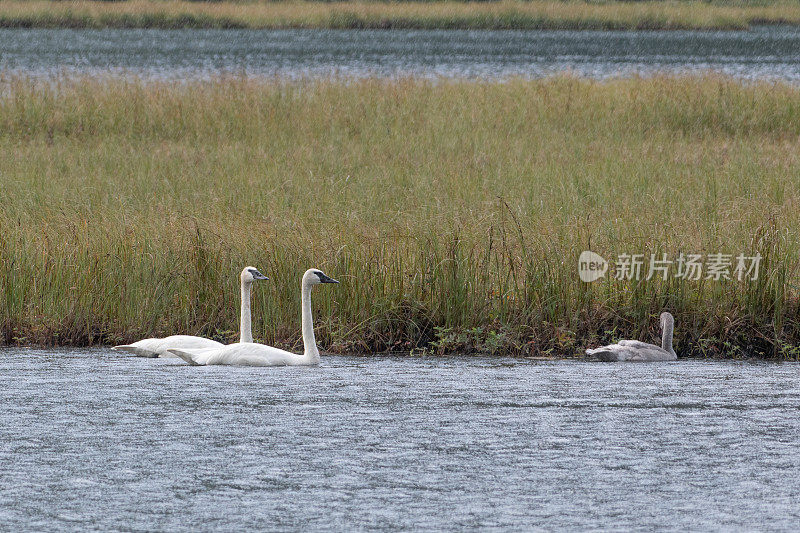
[0,74,799,357]
[2,0,800,30]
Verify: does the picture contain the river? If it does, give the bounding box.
[1,348,799,530]
[2,26,800,80]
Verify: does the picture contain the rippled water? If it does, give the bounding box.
[1,348,799,530]
[2,26,800,80]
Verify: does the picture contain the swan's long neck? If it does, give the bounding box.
[661,315,674,355]
[301,280,319,362]
[240,280,253,344]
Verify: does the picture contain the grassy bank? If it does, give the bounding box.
[2,1,800,30]
[1,75,799,358]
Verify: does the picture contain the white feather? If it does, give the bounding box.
[170,269,338,367]
[112,266,266,358]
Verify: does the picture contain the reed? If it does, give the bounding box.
[1,0,800,30]
[0,74,798,357]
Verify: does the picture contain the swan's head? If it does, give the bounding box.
[304,268,339,285]
[241,266,268,284]
[660,312,674,327]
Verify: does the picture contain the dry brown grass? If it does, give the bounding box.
[2,0,800,30]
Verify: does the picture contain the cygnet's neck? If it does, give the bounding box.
[661,315,675,356]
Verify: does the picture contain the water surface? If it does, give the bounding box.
[1,26,800,80]
[1,348,799,530]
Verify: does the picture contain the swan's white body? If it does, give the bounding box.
[111,335,223,359]
[169,269,338,367]
[112,267,267,358]
[586,312,677,362]
[171,342,320,367]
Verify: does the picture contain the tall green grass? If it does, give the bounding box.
[0,75,798,357]
[2,0,800,30]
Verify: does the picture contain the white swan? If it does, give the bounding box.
[112,266,268,358]
[168,268,338,366]
[586,312,677,362]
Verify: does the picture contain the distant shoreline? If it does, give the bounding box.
[2,0,800,31]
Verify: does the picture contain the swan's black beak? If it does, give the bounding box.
[249,269,269,280]
[317,272,339,284]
